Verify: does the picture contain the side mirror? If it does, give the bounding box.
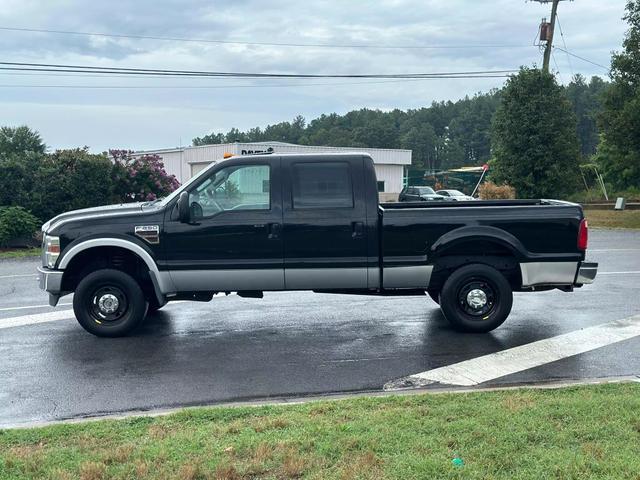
[177,191,190,223]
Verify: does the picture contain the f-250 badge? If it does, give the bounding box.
[134,225,160,245]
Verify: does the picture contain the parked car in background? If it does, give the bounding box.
[436,189,476,201]
[398,186,445,202]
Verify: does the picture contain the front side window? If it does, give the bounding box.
[292,162,354,209]
[189,164,270,219]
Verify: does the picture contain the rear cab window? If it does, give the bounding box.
[291,162,354,209]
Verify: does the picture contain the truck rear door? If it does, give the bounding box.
[282,156,369,289]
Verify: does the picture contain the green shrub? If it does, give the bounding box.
[28,148,114,221]
[478,181,516,199]
[0,206,39,247]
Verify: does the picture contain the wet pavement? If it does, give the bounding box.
[0,229,638,427]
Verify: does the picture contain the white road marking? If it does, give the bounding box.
[599,271,640,275]
[385,314,640,389]
[0,303,72,312]
[0,300,189,330]
[0,309,75,330]
[589,248,640,252]
[0,273,38,279]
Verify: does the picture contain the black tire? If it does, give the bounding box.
[427,289,440,304]
[73,269,147,337]
[439,264,513,333]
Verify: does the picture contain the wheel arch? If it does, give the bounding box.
[58,238,171,303]
[430,226,528,261]
[58,237,158,272]
[429,226,525,291]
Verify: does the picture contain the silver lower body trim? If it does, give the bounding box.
[168,269,285,292]
[383,265,433,289]
[367,267,380,289]
[520,261,578,287]
[285,268,367,289]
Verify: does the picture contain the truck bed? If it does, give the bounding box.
[379,200,585,274]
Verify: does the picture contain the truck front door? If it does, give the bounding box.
[162,157,284,291]
[282,156,369,289]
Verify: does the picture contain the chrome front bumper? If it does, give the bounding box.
[37,266,64,306]
[575,261,598,285]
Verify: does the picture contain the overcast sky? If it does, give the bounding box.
[0,0,628,152]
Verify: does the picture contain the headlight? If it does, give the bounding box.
[44,235,60,268]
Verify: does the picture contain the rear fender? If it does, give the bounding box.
[431,226,528,261]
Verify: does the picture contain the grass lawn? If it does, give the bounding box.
[1,383,640,479]
[584,209,640,229]
[0,247,41,260]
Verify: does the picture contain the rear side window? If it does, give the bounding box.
[292,162,354,209]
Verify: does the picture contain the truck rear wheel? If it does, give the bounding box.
[73,269,147,337]
[439,264,512,333]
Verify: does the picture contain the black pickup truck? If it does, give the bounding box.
[38,153,597,337]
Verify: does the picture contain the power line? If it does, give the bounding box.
[553,46,609,71]
[0,76,513,90]
[0,61,518,79]
[551,51,564,83]
[555,14,574,77]
[0,26,533,51]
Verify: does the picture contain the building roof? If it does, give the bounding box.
[136,141,411,155]
[135,141,412,167]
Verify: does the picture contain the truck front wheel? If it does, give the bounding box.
[73,269,147,337]
[439,264,513,333]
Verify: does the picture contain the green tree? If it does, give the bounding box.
[598,0,640,190]
[29,149,114,221]
[491,68,581,198]
[400,124,437,170]
[0,125,45,157]
[565,75,608,157]
[0,126,45,209]
[110,150,181,203]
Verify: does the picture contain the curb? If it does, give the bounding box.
[4,375,639,430]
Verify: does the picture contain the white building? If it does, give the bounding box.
[135,141,411,202]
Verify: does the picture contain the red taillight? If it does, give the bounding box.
[578,218,588,251]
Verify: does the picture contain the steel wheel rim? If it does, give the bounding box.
[457,278,497,319]
[89,285,128,323]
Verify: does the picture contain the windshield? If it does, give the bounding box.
[449,190,465,196]
[416,187,436,194]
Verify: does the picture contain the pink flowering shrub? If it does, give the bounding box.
[110,149,181,202]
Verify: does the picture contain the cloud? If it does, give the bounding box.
[0,0,627,150]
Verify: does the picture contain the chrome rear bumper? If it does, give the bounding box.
[575,261,598,285]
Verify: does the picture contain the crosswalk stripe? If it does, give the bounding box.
[385,314,640,389]
[0,309,76,330]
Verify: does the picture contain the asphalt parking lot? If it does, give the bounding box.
[1,229,639,428]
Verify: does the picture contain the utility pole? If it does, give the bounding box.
[532,0,570,73]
